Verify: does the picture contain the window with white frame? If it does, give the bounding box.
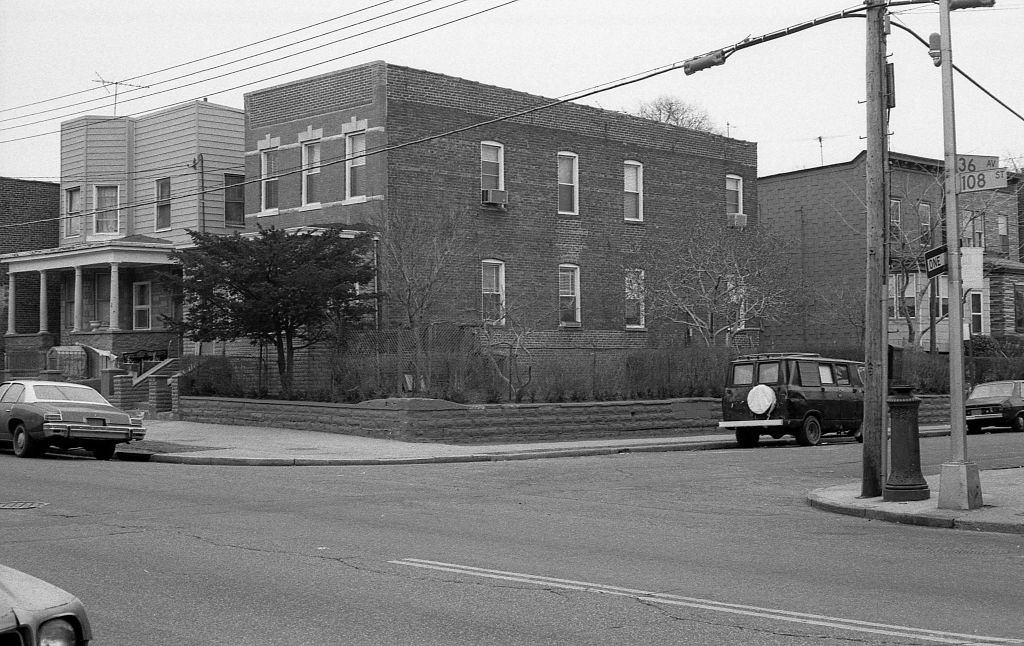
[558,264,580,325]
[224,174,245,226]
[726,174,743,215]
[94,185,119,234]
[970,291,983,335]
[481,142,504,198]
[998,214,1009,253]
[918,202,933,245]
[889,199,902,241]
[133,282,152,330]
[557,152,578,214]
[65,187,82,237]
[346,132,366,199]
[624,161,643,221]
[155,177,171,230]
[261,148,279,211]
[302,141,321,205]
[961,210,984,248]
[481,260,505,324]
[624,268,645,328]
[929,277,949,319]
[888,273,918,319]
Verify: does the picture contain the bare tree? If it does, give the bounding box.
[476,302,543,402]
[630,210,795,346]
[632,95,723,134]
[379,207,478,392]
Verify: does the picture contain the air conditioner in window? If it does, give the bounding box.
[481,189,508,206]
[727,212,748,228]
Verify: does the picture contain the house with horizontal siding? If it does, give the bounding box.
[1,100,244,378]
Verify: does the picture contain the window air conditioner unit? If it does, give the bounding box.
[727,213,748,228]
[481,189,508,206]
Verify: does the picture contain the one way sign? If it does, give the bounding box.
[925,245,948,279]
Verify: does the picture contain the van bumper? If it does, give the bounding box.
[718,419,786,429]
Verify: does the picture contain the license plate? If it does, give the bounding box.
[85,417,106,426]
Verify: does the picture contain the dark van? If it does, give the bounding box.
[719,353,864,447]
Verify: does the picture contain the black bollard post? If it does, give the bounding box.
[883,384,930,502]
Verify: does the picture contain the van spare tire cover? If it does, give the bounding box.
[747,384,776,414]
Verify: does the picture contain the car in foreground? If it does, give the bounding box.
[965,380,1024,434]
[719,352,865,447]
[0,380,146,460]
[0,563,92,645]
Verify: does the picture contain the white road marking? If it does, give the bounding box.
[391,558,1023,645]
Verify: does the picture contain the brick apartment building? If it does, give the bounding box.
[758,151,1024,352]
[242,61,757,358]
[0,177,60,367]
[1,101,244,379]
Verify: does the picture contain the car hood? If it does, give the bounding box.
[0,564,82,617]
[965,396,1009,407]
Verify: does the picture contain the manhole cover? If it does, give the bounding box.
[0,502,48,510]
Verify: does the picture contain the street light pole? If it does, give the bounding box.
[936,0,983,510]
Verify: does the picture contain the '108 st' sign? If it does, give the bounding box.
[956,154,1007,193]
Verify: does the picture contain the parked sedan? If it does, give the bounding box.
[0,380,146,460]
[1,563,92,645]
[965,380,1024,434]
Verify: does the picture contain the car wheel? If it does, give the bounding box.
[735,429,760,448]
[1013,415,1024,433]
[91,443,117,461]
[851,426,863,443]
[12,424,42,458]
[795,416,822,446]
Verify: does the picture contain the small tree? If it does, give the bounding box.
[169,227,376,397]
[632,210,795,346]
[632,95,723,134]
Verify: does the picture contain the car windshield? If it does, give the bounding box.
[31,384,109,404]
[969,382,1015,399]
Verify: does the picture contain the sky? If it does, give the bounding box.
[1,0,1022,182]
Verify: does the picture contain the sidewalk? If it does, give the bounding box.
[120,420,1024,535]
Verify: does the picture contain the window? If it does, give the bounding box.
[624,268,645,328]
[302,141,321,205]
[481,142,504,199]
[818,363,835,385]
[624,161,643,221]
[133,282,152,330]
[757,362,780,384]
[970,291,983,335]
[889,199,902,241]
[732,363,754,386]
[65,187,81,236]
[481,260,505,324]
[929,278,950,319]
[961,210,984,248]
[834,364,851,386]
[155,178,171,230]
[557,152,578,214]
[726,174,743,215]
[998,214,1009,254]
[918,203,933,245]
[797,361,821,387]
[558,264,580,325]
[346,132,366,199]
[261,149,279,211]
[889,273,917,319]
[224,174,245,226]
[1016,286,1024,333]
[94,185,119,233]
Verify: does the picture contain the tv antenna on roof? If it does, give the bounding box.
[93,73,150,116]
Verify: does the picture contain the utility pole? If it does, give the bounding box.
[936,0,985,509]
[862,0,889,498]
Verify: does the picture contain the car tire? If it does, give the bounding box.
[795,416,822,446]
[1013,415,1024,433]
[735,429,760,448]
[12,424,42,458]
[851,426,863,443]
[91,443,117,461]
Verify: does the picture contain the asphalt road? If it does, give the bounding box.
[1,431,1023,645]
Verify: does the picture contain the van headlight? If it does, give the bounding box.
[38,617,77,646]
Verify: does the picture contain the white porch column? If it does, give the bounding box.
[73,266,83,333]
[6,272,15,335]
[38,270,48,333]
[108,262,121,330]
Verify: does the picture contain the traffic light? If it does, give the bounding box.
[928,33,942,67]
[683,50,726,75]
[949,0,995,8]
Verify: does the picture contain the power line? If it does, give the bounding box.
[0,0,404,116]
[0,0,490,136]
[0,0,439,126]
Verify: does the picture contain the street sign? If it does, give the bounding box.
[925,244,948,278]
[956,154,1000,173]
[957,167,1007,194]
